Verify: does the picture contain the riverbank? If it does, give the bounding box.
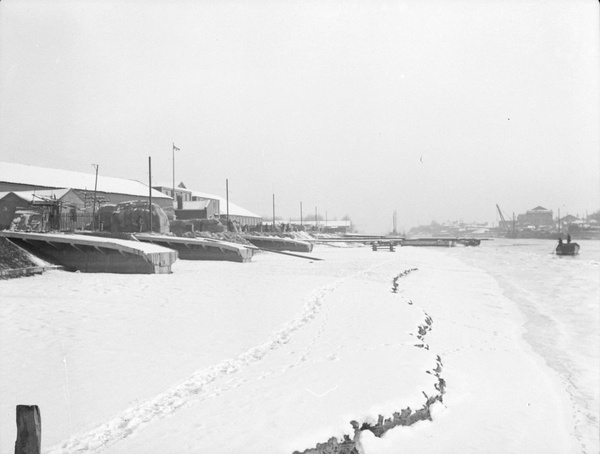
[0,237,58,279]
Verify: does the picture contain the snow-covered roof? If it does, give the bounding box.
[0,162,170,199]
[0,188,73,202]
[190,190,261,219]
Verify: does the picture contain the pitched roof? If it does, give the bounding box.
[0,162,169,199]
[153,182,192,193]
[0,188,73,202]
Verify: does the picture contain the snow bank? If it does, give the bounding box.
[1,242,591,454]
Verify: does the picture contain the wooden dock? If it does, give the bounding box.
[0,231,178,274]
[134,234,255,263]
[243,235,314,253]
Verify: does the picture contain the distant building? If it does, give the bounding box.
[517,206,554,227]
[290,219,352,233]
[151,182,193,209]
[0,188,82,227]
[152,182,262,226]
[0,162,171,209]
[560,214,579,224]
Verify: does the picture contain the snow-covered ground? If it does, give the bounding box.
[1,240,598,453]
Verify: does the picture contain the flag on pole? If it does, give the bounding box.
[173,144,180,151]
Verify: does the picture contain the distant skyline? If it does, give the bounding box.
[1,0,598,233]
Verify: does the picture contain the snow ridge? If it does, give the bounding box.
[294,268,446,454]
[45,263,389,454]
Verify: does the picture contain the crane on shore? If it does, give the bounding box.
[496,204,509,233]
[496,204,517,237]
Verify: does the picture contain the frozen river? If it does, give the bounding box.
[1,239,598,453]
[450,238,600,453]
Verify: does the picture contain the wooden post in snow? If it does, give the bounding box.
[15,405,41,454]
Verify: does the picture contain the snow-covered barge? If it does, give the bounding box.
[134,234,256,263]
[0,231,177,274]
[243,235,313,253]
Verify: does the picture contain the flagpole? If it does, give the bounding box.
[172,143,175,206]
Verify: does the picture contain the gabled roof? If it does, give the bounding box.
[0,188,73,202]
[530,206,550,212]
[153,182,192,193]
[0,162,170,199]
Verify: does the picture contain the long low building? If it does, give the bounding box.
[0,162,173,230]
[0,161,171,207]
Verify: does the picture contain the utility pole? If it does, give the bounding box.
[172,143,180,208]
[92,164,99,231]
[226,179,230,229]
[272,194,275,231]
[148,157,153,233]
[300,201,303,229]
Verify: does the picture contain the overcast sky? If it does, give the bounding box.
[1,0,598,233]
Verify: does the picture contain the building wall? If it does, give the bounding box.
[152,185,192,207]
[517,210,554,227]
[175,209,208,220]
[220,214,261,227]
[192,196,220,215]
[0,183,172,212]
[70,190,173,210]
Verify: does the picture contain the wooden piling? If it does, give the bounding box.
[15,405,41,454]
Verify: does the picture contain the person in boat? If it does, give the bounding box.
[558,237,563,246]
[567,234,571,243]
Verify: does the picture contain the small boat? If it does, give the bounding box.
[556,242,580,256]
[456,238,481,246]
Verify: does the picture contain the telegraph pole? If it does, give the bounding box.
[92,164,99,231]
[172,143,180,207]
[148,157,153,233]
[226,179,230,229]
